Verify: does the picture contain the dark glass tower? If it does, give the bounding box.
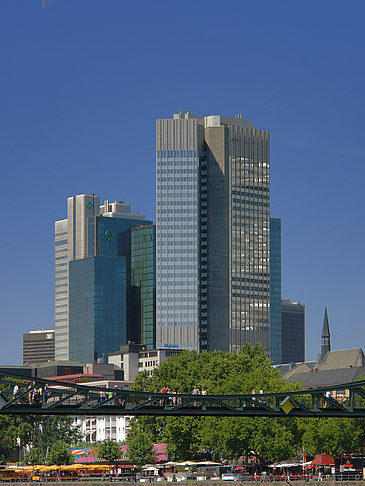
[119,225,156,349]
[281,299,305,363]
[270,218,282,364]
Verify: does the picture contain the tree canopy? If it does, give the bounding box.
[130,344,299,461]
[98,439,121,463]
[130,344,365,462]
[125,428,155,466]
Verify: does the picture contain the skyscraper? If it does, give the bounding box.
[156,113,270,352]
[23,329,55,365]
[281,299,305,363]
[119,224,156,349]
[55,194,150,361]
[270,218,282,364]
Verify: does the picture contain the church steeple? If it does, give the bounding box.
[321,307,331,359]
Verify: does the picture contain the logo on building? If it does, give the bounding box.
[86,202,93,209]
[105,230,115,241]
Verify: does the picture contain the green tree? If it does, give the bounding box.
[23,447,44,465]
[299,417,365,456]
[125,429,155,466]
[130,344,298,462]
[98,439,121,463]
[47,440,74,465]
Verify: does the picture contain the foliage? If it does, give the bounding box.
[98,439,121,463]
[299,417,365,456]
[130,345,365,461]
[0,416,33,462]
[23,447,44,465]
[0,412,81,463]
[47,441,74,465]
[130,344,298,461]
[125,428,155,466]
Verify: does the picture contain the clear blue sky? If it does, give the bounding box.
[1,0,364,364]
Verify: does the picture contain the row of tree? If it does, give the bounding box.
[1,345,364,464]
[128,344,365,462]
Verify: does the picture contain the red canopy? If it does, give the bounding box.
[311,454,335,466]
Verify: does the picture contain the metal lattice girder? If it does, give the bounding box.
[1,369,365,417]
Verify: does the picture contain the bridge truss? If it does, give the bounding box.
[1,369,365,417]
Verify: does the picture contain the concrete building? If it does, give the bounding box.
[55,194,151,362]
[156,113,270,353]
[72,379,133,443]
[23,330,55,365]
[108,343,182,381]
[76,415,132,443]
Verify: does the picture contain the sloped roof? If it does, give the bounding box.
[282,362,315,380]
[285,366,365,387]
[315,348,365,371]
[312,454,335,466]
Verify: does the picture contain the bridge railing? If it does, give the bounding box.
[0,368,365,417]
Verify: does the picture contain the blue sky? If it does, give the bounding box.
[1,0,364,364]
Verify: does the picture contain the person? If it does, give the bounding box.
[201,388,207,395]
[12,384,19,401]
[43,385,48,404]
[192,385,200,395]
[161,386,169,406]
[252,389,256,407]
[318,471,322,482]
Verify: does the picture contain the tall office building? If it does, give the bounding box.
[156,113,270,352]
[119,224,156,349]
[270,218,282,364]
[23,329,55,365]
[55,194,150,362]
[281,299,305,363]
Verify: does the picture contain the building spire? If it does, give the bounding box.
[320,307,331,359]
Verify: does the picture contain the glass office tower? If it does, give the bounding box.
[156,113,270,352]
[69,257,126,363]
[270,218,282,364]
[119,224,156,349]
[55,195,149,361]
[130,225,156,349]
[281,299,305,363]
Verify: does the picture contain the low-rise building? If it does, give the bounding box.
[281,309,365,392]
[108,344,182,381]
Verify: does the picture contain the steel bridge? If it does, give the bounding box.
[1,369,365,417]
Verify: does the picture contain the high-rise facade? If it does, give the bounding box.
[281,299,305,363]
[270,218,282,364]
[55,194,150,362]
[119,224,156,349]
[23,329,55,365]
[156,113,270,352]
[130,225,156,349]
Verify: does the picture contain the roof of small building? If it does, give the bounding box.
[285,366,365,388]
[314,348,365,370]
